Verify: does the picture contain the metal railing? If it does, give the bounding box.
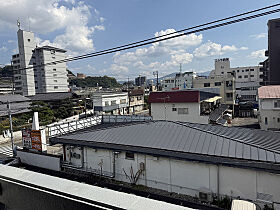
[47,114,152,138]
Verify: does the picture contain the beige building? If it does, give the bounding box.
[193,75,235,106]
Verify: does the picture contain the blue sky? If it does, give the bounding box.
[0,0,279,80]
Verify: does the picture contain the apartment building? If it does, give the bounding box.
[92,92,129,115]
[193,75,235,106]
[12,29,69,96]
[210,58,262,102]
[161,72,196,91]
[258,85,280,131]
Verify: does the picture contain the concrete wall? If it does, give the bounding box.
[151,102,209,124]
[64,146,280,204]
[17,150,61,171]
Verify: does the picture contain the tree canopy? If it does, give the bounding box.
[69,76,121,88]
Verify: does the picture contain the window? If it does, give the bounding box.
[53,68,56,71]
[238,76,242,79]
[54,80,57,82]
[137,97,142,101]
[244,75,248,78]
[204,83,210,87]
[250,75,254,77]
[28,38,30,42]
[53,74,57,77]
[278,118,280,123]
[111,100,116,105]
[125,152,134,160]
[265,117,268,125]
[172,108,177,111]
[120,99,126,104]
[242,70,244,72]
[178,108,188,114]
[237,70,240,73]
[105,101,109,106]
[221,72,224,74]
[215,82,221,86]
[54,86,58,89]
[250,69,254,71]
[245,69,249,72]
[274,100,280,108]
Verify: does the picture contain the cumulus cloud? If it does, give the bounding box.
[0,0,105,54]
[193,41,247,58]
[248,49,266,59]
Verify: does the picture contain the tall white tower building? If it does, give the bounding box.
[12,29,69,96]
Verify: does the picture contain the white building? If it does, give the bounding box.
[211,58,263,101]
[161,72,196,91]
[12,29,69,96]
[258,85,280,131]
[92,92,129,115]
[50,120,280,208]
[148,90,223,124]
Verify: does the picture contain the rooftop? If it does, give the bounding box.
[36,45,67,53]
[27,92,72,101]
[148,90,218,103]
[0,94,30,103]
[258,85,280,99]
[50,120,280,172]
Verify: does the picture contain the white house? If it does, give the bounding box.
[148,90,222,124]
[92,92,129,115]
[50,120,280,208]
[258,85,280,131]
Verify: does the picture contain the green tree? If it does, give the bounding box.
[29,101,54,125]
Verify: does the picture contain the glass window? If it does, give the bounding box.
[204,83,210,87]
[172,108,177,111]
[125,152,134,160]
[274,100,280,108]
[215,82,221,86]
[265,117,268,125]
[178,108,188,114]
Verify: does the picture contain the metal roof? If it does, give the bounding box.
[50,121,280,171]
[0,101,31,117]
[209,104,229,122]
[0,94,30,103]
[27,92,72,101]
[258,85,280,99]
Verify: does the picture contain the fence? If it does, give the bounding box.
[47,115,152,138]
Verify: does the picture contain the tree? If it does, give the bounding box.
[69,76,121,88]
[29,101,54,125]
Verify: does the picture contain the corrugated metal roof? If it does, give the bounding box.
[0,101,31,116]
[27,92,72,101]
[258,85,280,99]
[209,104,229,122]
[51,121,280,167]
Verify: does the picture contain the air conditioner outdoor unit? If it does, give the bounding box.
[199,192,213,202]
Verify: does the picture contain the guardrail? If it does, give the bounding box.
[47,115,152,138]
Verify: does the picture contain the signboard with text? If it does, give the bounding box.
[31,130,42,152]
[22,129,32,149]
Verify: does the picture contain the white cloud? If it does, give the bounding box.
[0,46,8,52]
[0,0,105,54]
[250,33,266,39]
[193,41,248,58]
[248,49,266,59]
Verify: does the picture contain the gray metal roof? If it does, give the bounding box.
[0,101,31,116]
[27,92,72,101]
[209,104,228,123]
[50,121,280,171]
[0,94,30,103]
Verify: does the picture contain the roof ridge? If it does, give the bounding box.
[172,121,280,155]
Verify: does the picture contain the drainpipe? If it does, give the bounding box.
[217,164,220,197]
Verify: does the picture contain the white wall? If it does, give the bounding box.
[151,102,209,124]
[64,146,280,204]
[259,98,280,130]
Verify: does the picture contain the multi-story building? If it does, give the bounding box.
[128,88,145,114]
[210,58,262,102]
[161,72,196,91]
[135,76,146,86]
[193,75,235,106]
[258,85,280,131]
[92,92,129,115]
[12,29,69,96]
[77,73,86,79]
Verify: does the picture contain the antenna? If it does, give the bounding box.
[28,16,30,31]
[17,18,21,30]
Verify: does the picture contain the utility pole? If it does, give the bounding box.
[153,71,159,91]
[10,60,14,94]
[7,101,15,157]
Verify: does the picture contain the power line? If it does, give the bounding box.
[16,5,280,72]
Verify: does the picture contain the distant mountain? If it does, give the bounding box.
[197,71,211,77]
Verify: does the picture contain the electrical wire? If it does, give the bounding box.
[16,6,280,72]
